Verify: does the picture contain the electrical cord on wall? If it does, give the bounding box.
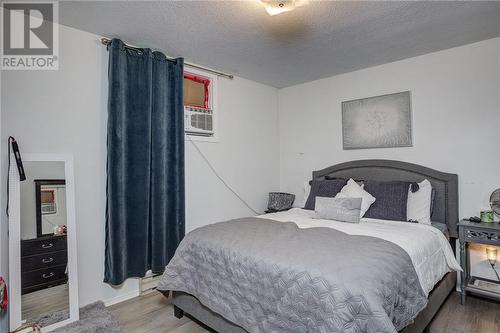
[186,135,260,215]
[489,262,500,282]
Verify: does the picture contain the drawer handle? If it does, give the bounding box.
[42,272,54,279]
[42,258,54,264]
[41,243,53,249]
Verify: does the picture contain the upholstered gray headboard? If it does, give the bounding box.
[312,160,459,238]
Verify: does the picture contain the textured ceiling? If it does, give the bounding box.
[59,1,500,88]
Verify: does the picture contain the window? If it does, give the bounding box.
[184,73,210,109]
[40,189,57,214]
[184,70,217,140]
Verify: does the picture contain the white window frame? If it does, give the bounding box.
[184,68,219,143]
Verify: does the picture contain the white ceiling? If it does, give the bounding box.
[59,1,500,88]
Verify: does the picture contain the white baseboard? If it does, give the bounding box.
[103,289,140,307]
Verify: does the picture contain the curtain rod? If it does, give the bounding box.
[100,37,234,80]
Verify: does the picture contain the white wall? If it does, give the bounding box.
[278,37,500,279]
[186,75,280,231]
[1,23,279,309]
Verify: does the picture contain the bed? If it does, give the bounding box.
[158,159,460,333]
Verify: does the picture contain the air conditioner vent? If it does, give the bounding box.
[140,273,162,295]
[185,106,214,136]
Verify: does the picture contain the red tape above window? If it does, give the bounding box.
[184,73,210,109]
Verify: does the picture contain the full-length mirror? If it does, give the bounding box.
[21,162,68,328]
[9,155,79,332]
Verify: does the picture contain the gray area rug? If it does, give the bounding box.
[50,301,123,333]
[36,309,69,328]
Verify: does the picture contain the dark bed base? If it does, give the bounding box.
[169,271,456,333]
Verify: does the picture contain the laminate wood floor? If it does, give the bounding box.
[22,283,69,324]
[109,291,500,333]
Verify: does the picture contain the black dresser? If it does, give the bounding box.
[21,235,68,295]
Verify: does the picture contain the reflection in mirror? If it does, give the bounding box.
[36,180,67,237]
[20,161,69,328]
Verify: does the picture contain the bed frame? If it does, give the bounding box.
[170,159,459,333]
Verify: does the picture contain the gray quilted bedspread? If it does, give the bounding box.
[158,218,427,333]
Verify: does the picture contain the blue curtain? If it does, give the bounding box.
[104,39,185,285]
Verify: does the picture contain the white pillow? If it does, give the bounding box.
[335,178,376,217]
[295,181,311,208]
[407,179,432,224]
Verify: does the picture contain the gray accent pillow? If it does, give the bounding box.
[304,179,347,210]
[314,197,362,223]
[267,192,295,212]
[364,180,410,221]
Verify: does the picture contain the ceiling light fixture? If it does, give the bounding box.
[260,0,308,16]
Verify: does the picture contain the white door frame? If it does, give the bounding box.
[9,153,79,332]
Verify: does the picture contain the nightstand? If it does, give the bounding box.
[458,220,500,304]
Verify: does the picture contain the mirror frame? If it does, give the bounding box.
[9,154,79,332]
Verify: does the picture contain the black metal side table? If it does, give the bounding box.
[458,220,500,304]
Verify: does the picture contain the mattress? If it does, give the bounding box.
[261,208,461,296]
[160,217,429,332]
[159,209,461,332]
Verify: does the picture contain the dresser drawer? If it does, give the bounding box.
[21,250,67,272]
[462,227,500,245]
[21,235,67,257]
[21,264,67,289]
